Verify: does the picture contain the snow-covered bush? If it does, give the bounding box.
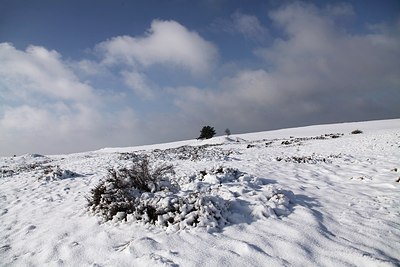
[275,154,342,164]
[38,166,80,181]
[148,145,233,162]
[87,179,136,221]
[351,129,363,134]
[194,167,293,220]
[87,158,294,231]
[198,166,242,184]
[118,152,143,161]
[0,158,77,180]
[117,157,175,192]
[126,192,228,231]
[87,159,229,231]
[1,167,15,178]
[87,157,175,220]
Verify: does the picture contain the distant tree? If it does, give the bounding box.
[225,128,231,136]
[198,126,216,139]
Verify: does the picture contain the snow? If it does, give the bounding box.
[1,118,399,266]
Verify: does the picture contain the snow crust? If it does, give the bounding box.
[1,119,399,266]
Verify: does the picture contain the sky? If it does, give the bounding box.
[0,0,399,156]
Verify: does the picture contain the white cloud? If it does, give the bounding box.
[0,103,142,156]
[73,59,105,76]
[122,71,155,98]
[0,34,217,156]
[219,69,280,104]
[171,2,400,133]
[231,11,268,42]
[325,3,354,17]
[0,43,145,156]
[212,11,268,43]
[1,105,53,132]
[96,20,218,75]
[170,70,290,130]
[260,2,400,92]
[0,43,96,102]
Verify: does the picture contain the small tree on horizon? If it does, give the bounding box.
[225,128,231,136]
[198,126,216,140]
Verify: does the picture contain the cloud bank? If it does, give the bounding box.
[0,43,139,155]
[173,2,400,130]
[0,20,218,156]
[0,43,95,102]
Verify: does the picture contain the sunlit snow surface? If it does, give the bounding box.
[1,119,399,266]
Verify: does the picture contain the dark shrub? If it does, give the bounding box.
[351,129,363,134]
[116,157,174,192]
[87,159,229,230]
[198,126,216,139]
[86,157,174,221]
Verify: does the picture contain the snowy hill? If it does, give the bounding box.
[1,119,399,266]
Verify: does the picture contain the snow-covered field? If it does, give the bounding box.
[1,119,399,266]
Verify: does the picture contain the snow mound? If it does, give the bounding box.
[0,156,79,181]
[87,164,230,232]
[1,157,52,178]
[38,166,80,182]
[125,191,229,232]
[23,153,47,159]
[88,164,293,232]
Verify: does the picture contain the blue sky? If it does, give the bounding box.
[0,0,399,156]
